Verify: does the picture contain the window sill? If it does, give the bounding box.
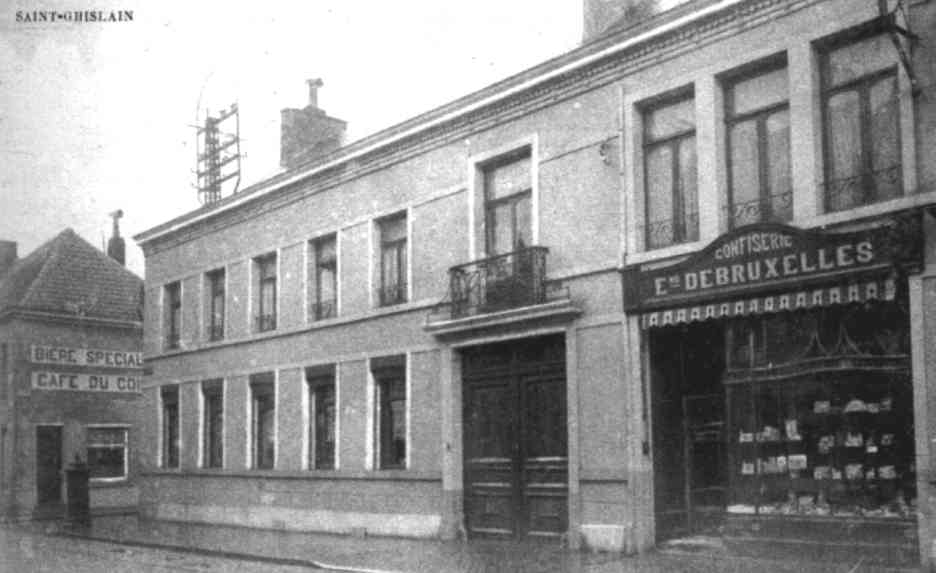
[625,239,709,266]
[142,467,442,481]
[90,477,131,488]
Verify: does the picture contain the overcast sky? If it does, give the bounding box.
[0,0,582,275]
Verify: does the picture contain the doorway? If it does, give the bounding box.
[35,425,63,506]
[650,322,727,541]
[462,334,567,539]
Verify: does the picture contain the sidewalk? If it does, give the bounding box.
[33,515,923,573]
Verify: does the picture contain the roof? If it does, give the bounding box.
[135,0,743,246]
[0,228,143,323]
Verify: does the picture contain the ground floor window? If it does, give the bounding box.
[87,426,129,480]
[250,373,275,470]
[371,356,406,469]
[307,367,336,470]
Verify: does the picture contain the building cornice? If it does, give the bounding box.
[0,307,143,330]
[137,0,810,254]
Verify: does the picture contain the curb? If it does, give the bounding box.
[52,529,407,573]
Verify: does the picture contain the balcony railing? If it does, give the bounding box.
[379,281,408,307]
[447,246,550,320]
[645,212,699,250]
[208,322,225,342]
[824,165,902,213]
[164,332,180,350]
[728,191,793,228]
[312,299,337,321]
[256,313,277,332]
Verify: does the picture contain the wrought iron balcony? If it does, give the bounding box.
[728,191,793,229]
[208,322,225,342]
[256,313,277,332]
[379,281,408,307]
[446,246,552,320]
[312,299,337,321]
[824,165,902,213]
[164,332,180,350]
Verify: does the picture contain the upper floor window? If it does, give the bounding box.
[87,426,129,481]
[254,253,277,332]
[307,367,336,470]
[643,95,698,249]
[372,356,406,470]
[161,385,179,469]
[250,373,275,470]
[725,63,791,228]
[484,150,532,256]
[163,281,181,350]
[311,235,337,321]
[202,379,224,469]
[821,34,902,212]
[206,268,225,341]
[378,213,408,307]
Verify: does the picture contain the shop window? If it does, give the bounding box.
[202,379,223,468]
[160,385,179,469]
[307,367,336,470]
[725,63,791,228]
[378,213,408,307]
[372,356,406,469]
[206,268,225,341]
[310,234,338,321]
[643,95,698,249]
[87,426,129,480]
[254,253,277,332]
[821,34,902,212]
[250,373,275,470]
[163,281,181,350]
[484,149,532,256]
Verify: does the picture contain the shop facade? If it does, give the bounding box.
[0,229,144,520]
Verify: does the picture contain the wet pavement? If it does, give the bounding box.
[20,515,924,573]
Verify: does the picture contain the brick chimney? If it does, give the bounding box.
[583,0,660,42]
[0,240,17,277]
[280,79,347,170]
[107,209,126,266]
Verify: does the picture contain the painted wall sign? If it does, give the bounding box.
[31,371,141,393]
[623,221,918,312]
[30,345,143,369]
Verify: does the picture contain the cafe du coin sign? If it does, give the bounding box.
[29,345,143,394]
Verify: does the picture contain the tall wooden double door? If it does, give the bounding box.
[462,334,568,540]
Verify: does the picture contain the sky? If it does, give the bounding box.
[0,0,582,275]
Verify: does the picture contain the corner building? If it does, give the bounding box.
[135,0,936,566]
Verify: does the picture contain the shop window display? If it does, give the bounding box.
[724,304,914,520]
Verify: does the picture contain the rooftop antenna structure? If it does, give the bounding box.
[195,103,242,205]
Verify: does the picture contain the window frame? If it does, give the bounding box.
[642,93,698,250]
[311,234,338,321]
[255,253,278,332]
[164,281,181,350]
[250,375,275,470]
[819,33,903,213]
[307,370,337,470]
[724,61,792,229]
[160,385,180,469]
[201,379,224,469]
[482,148,533,256]
[86,424,129,482]
[377,213,408,307]
[206,268,226,342]
[372,359,407,470]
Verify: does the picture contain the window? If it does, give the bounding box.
[87,426,129,480]
[726,64,792,227]
[372,356,406,469]
[307,367,336,470]
[643,95,698,249]
[484,150,532,255]
[378,214,407,306]
[250,374,275,470]
[161,386,179,469]
[255,254,277,332]
[821,34,902,212]
[311,235,337,320]
[202,380,223,468]
[206,269,225,341]
[164,281,181,350]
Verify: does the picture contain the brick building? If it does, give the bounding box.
[134,0,936,566]
[0,228,143,520]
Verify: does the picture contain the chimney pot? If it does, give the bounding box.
[307,78,324,109]
[107,210,126,266]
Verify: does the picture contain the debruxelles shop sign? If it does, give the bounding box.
[623,222,911,312]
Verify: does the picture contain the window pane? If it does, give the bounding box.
[516,194,532,249]
[382,246,400,288]
[869,75,901,200]
[254,392,275,469]
[88,446,125,479]
[731,67,788,116]
[766,109,792,221]
[313,384,336,469]
[489,203,514,255]
[88,427,126,445]
[380,215,407,244]
[485,155,531,200]
[204,389,223,468]
[378,374,406,468]
[646,98,695,141]
[826,90,862,210]
[729,119,760,226]
[678,136,698,242]
[827,35,896,87]
[645,144,674,248]
[317,236,336,263]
